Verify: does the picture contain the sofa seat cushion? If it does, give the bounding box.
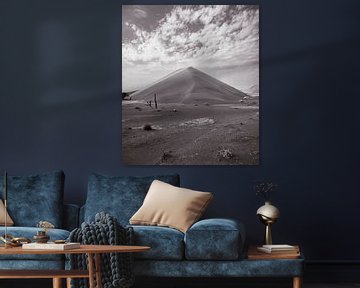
[130,225,184,260]
[0,170,65,227]
[184,218,245,260]
[84,174,180,226]
[0,227,70,261]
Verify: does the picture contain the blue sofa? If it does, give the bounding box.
[0,171,303,287]
[0,171,79,270]
[81,173,304,283]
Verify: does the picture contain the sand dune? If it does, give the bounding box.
[130,67,248,104]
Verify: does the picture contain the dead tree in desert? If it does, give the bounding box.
[154,93,158,109]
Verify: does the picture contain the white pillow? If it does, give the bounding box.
[130,180,213,233]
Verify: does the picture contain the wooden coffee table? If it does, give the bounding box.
[0,244,150,288]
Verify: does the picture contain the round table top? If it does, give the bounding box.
[0,244,150,255]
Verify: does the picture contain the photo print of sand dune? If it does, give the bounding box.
[122,5,259,165]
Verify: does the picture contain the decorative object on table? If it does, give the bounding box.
[33,230,50,243]
[254,181,280,245]
[54,239,67,244]
[34,220,55,243]
[69,212,135,288]
[0,234,31,247]
[248,245,300,260]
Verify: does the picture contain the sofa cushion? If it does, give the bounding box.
[84,174,180,225]
[130,225,184,260]
[0,171,65,227]
[130,180,213,233]
[185,218,245,260]
[0,227,70,261]
[0,199,14,226]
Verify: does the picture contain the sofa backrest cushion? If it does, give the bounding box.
[0,170,65,227]
[84,173,180,225]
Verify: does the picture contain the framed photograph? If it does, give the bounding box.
[122,5,259,165]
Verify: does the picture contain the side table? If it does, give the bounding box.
[247,245,304,288]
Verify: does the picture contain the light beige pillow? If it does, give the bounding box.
[130,180,213,233]
[0,200,14,226]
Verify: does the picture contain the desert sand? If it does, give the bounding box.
[122,102,259,165]
[122,67,259,165]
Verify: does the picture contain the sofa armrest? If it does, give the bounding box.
[184,218,245,260]
[63,204,80,231]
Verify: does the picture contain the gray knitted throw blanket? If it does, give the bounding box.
[68,212,134,288]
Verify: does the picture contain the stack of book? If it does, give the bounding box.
[257,244,299,254]
[248,244,300,259]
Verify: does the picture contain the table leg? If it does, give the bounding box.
[95,253,102,288]
[66,277,72,288]
[88,253,95,288]
[52,278,62,288]
[293,276,302,288]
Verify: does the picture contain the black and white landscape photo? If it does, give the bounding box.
[122,5,259,165]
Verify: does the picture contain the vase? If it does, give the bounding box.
[256,201,280,245]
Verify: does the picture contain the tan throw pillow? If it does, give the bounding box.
[130,180,213,233]
[0,200,14,226]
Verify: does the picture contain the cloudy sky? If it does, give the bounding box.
[122,5,259,96]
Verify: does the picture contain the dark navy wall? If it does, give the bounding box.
[1,0,360,262]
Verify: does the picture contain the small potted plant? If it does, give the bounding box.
[254,181,279,202]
